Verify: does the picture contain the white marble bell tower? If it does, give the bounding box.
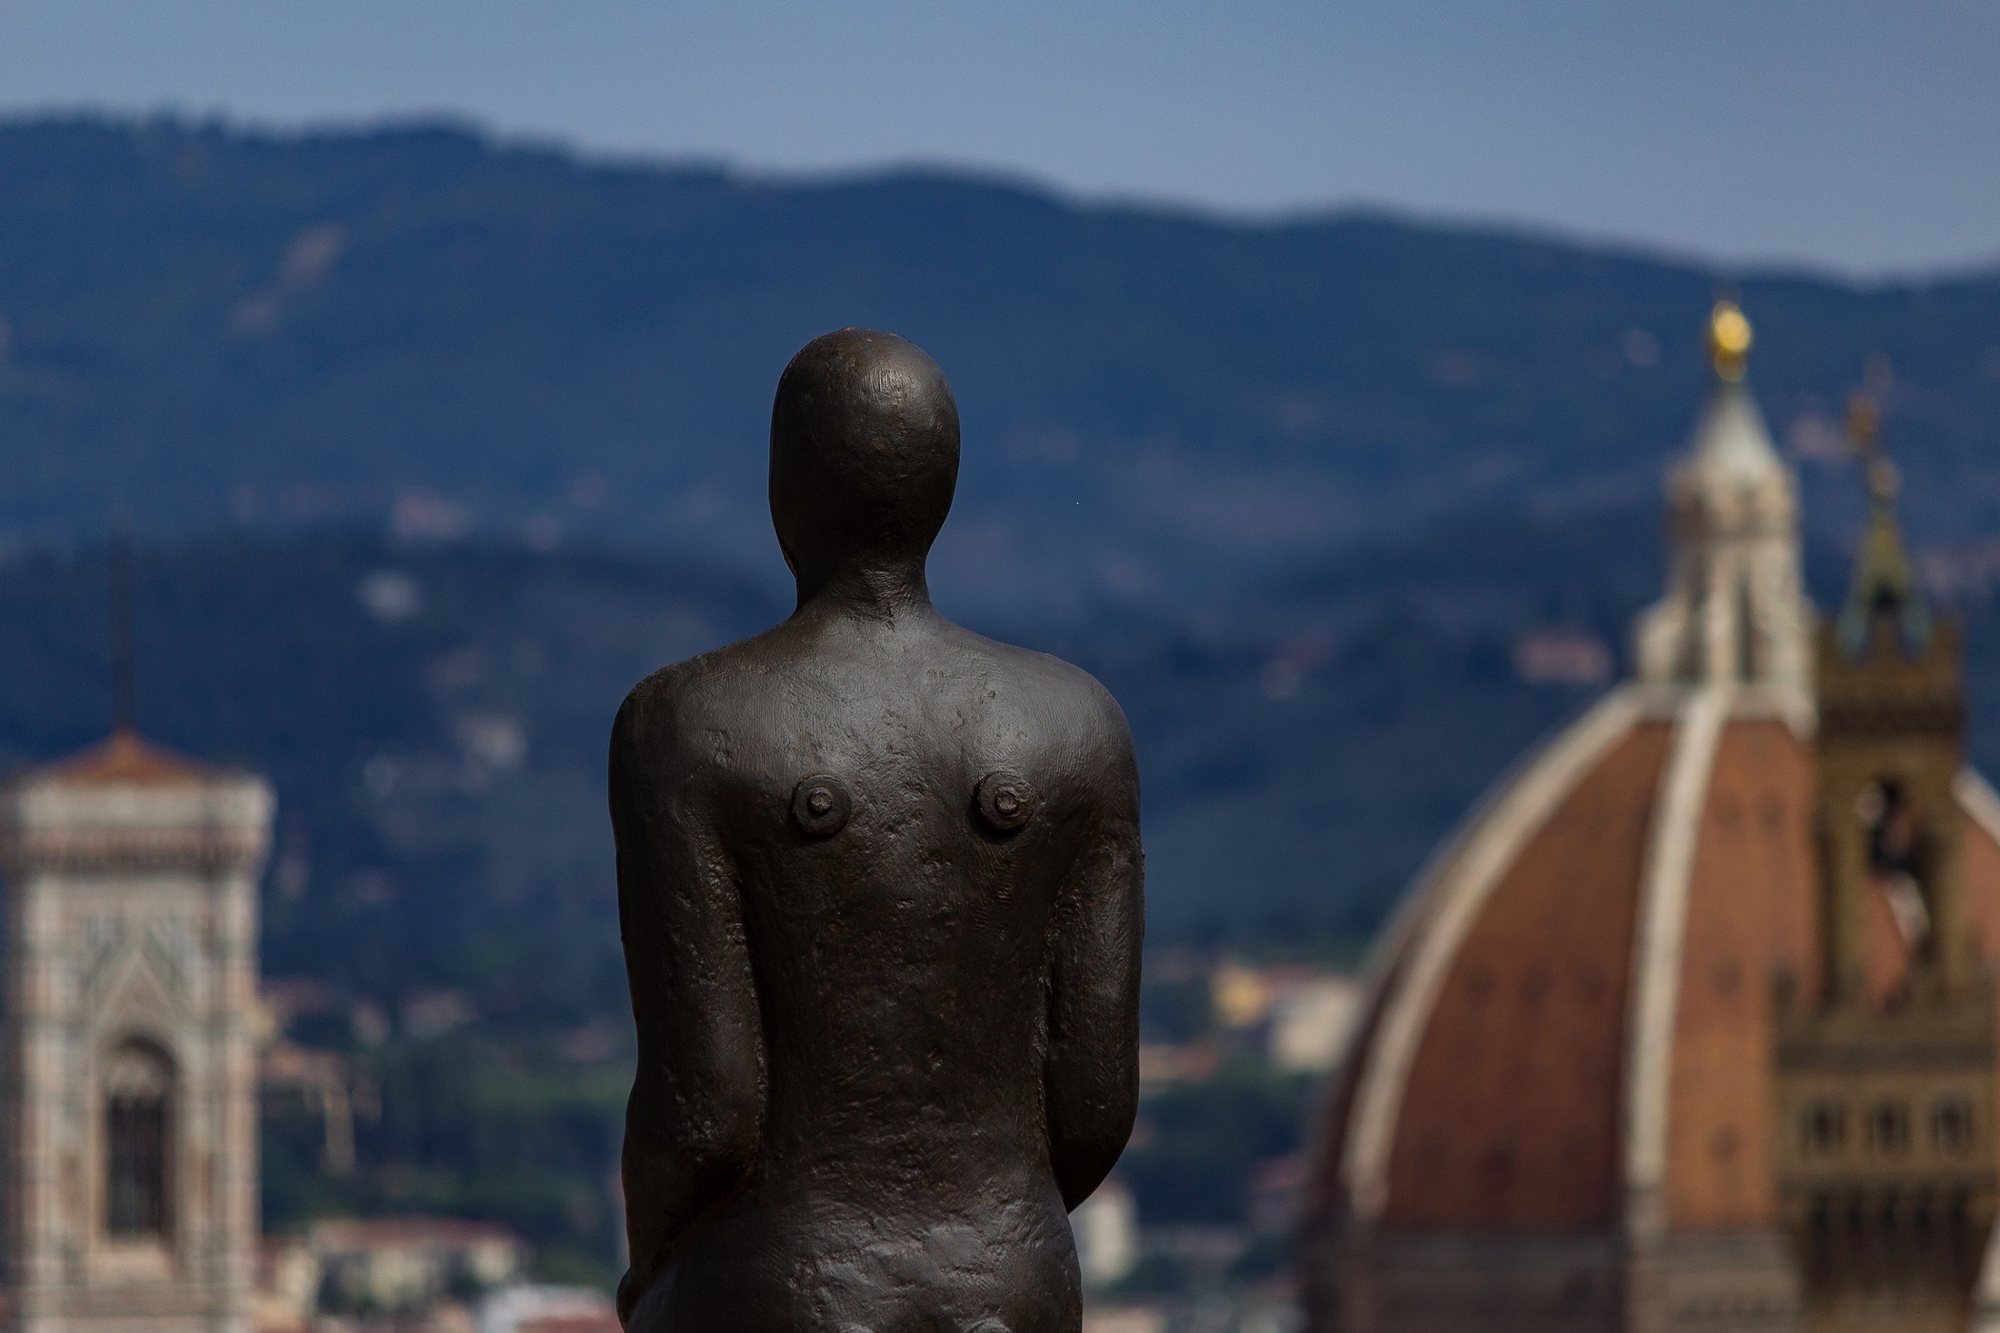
[0,729,272,1333]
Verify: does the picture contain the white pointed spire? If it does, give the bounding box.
[1635,303,1813,712]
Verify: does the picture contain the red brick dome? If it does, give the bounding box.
[1301,315,2000,1330]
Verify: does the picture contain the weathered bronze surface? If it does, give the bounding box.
[611,329,1143,1332]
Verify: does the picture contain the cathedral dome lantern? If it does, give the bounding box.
[1636,302,1812,711]
[1301,311,2000,1333]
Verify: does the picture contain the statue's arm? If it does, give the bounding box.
[610,686,766,1322]
[1044,696,1144,1211]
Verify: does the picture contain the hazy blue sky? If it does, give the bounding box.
[2,1,1995,275]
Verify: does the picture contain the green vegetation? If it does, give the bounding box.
[264,1032,630,1287]
[1139,971,1216,1046]
[1123,1060,1318,1226]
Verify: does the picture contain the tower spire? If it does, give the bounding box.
[1835,385,1930,656]
[1634,302,1812,714]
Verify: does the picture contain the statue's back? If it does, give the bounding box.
[613,331,1141,1333]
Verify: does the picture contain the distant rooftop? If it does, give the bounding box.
[307,1216,521,1249]
[31,729,214,787]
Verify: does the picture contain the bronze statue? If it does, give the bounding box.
[611,329,1143,1332]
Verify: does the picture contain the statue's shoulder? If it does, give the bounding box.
[610,626,796,760]
[941,623,1136,768]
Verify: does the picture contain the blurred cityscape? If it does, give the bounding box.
[0,100,1996,1333]
[253,951,1361,1332]
[1073,955,1358,1333]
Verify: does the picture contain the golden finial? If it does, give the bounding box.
[1708,301,1753,382]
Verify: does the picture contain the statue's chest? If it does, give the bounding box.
[716,689,1048,834]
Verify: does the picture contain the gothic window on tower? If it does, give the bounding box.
[103,1040,173,1240]
[1803,1102,1847,1156]
[1735,577,1757,682]
[1933,1098,1976,1156]
[1859,778,1931,949]
[1868,1100,1911,1155]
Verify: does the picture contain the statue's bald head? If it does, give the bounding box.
[770,329,960,599]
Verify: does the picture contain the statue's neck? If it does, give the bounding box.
[794,558,936,627]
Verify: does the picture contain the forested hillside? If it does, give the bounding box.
[7,516,1999,1268]
[2,118,1998,620]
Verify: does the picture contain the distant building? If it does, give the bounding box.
[258,1040,355,1176]
[0,729,274,1331]
[1209,960,1363,1074]
[250,1239,320,1333]
[1304,306,2000,1331]
[1247,1155,1311,1234]
[310,1217,523,1314]
[513,1317,618,1333]
[1081,1309,1167,1333]
[1269,978,1362,1075]
[474,1285,617,1333]
[1213,959,1279,1031]
[1513,628,1615,687]
[1073,1177,1140,1289]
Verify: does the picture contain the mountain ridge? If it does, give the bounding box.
[3,116,1997,620]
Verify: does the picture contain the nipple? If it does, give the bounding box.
[974,771,1037,833]
[792,774,853,836]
